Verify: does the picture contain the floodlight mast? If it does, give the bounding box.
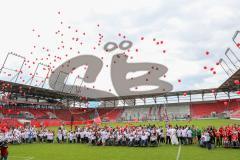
[232,30,240,48]
[0,52,26,83]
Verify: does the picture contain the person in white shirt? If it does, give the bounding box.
[57,128,63,143]
[33,130,37,142]
[38,131,43,143]
[90,132,97,145]
[170,127,179,145]
[134,133,140,146]
[47,131,54,143]
[177,127,182,144]
[72,131,77,143]
[101,130,108,146]
[150,133,158,146]
[79,130,84,143]
[68,131,74,143]
[116,133,123,146]
[128,134,134,146]
[107,133,115,146]
[166,127,171,144]
[43,130,47,142]
[187,128,193,144]
[140,132,148,146]
[63,129,67,143]
[181,127,188,145]
[24,130,29,143]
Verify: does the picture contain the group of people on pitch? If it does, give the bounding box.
[0,124,239,150]
[199,125,240,149]
[0,126,55,144]
[57,124,201,147]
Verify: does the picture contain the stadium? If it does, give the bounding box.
[0,1,240,160]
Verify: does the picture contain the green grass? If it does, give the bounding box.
[8,119,240,160]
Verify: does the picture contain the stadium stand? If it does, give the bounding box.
[0,99,240,128]
[190,100,240,118]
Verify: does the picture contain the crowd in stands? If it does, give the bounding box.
[0,123,239,149]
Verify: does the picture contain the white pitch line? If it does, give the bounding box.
[176,144,181,160]
[9,156,35,160]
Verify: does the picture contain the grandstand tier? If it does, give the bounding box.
[1,99,240,128]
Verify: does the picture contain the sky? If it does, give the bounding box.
[0,0,239,99]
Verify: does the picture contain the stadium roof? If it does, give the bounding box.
[219,68,240,91]
[0,77,236,103]
[0,80,81,101]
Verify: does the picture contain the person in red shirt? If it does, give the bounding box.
[223,136,229,148]
[231,130,239,148]
[222,129,229,148]
[226,127,232,143]
[238,126,240,143]
[0,141,8,160]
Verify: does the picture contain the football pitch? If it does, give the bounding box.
[8,119,240,160]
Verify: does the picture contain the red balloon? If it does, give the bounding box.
[183,92,187,96]
[205,51,209,55]
[178,79,181,83]
[203,66,207,70]
[223,101,228,106]
[236,91,240,95]
[237,43,240,48]
[234,80,240,85]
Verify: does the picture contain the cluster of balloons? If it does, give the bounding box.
[203,51,220,75]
